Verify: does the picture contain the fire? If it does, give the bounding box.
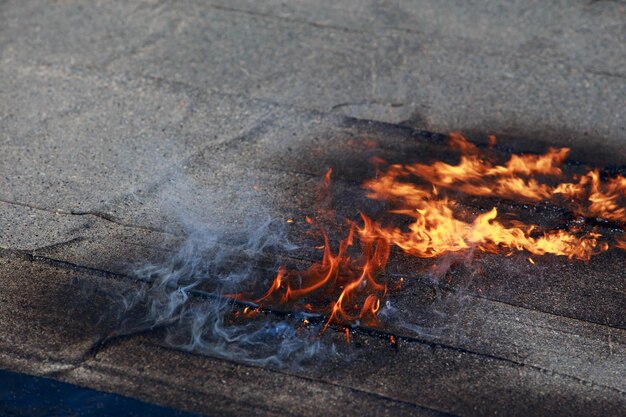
[363,133,624,261]
[233,134,625,333]
[230,169,390,330]
[359,202,606,260]
[247,212,390,330]
[370,133,570,202]
[554,171,626,224]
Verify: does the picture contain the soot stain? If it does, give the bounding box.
[83,117,625,368]
[257,118,626,331]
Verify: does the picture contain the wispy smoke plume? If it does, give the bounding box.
[119,211,341,368]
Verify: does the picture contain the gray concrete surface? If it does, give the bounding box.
[1,1,625,416]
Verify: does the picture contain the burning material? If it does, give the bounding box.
[230,173,391,330]
[234,133,626,331]
[125,132,625,367]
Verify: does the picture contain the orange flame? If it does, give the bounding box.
[555,171,626,223]
[234,134,625,333]
[253,216,390,331]
[232,170,390,331]
[364,133,625,261]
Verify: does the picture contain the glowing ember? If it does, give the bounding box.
[233,133,626,332]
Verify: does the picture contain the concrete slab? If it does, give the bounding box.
[0,64,277,214]
[1,251,623,417]
[1,1,625,416]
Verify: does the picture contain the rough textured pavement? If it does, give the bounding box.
[1,1,625,416]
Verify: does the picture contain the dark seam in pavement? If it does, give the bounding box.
[0,198,72,215]
[0,248,129,279]
[7,61,329,143]
[156,337,626,405]
[30,60,626,174]
[29,60,333,122]
[0,349,276,417]
[477,307,624,341]
[101,31,167,72]
[0,348,77,377]
[12,101,100,141]
[142,0,623,85]
[51,265,626,394]
[469,291,626,331]
[2,187,624,333]
[199,0,626,79]
[4,235,626,335]
[18,42,626,139]
[138,72,330,118]
[76,358,367,417]
[64,113,289,241]
[82,367,282,417]
[201,2,444,39]
[177,111,284,168]
[143,4,624,87]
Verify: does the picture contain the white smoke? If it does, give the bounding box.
[118,213,339,368]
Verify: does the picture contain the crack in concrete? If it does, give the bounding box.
[585,68,626,80]
[0,197,171,235]
[30,237,86,253]
[203,3,369,35]
[69,209,170,235]
[0,248,128,279]
[330,100,406,111]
